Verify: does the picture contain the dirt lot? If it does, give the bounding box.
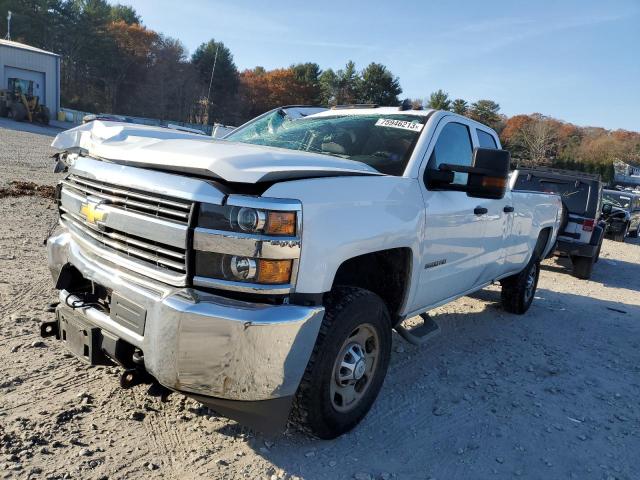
[1,119,639,480]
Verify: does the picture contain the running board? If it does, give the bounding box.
[395,313,441,346]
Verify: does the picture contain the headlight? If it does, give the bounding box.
[236,207,266,232]
[199,204,297,236]
[194,196,301,293]
[198,252,293,285]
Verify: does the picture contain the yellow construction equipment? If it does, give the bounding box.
[0,84,50,125]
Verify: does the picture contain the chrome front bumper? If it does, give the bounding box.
[47,230,324,402]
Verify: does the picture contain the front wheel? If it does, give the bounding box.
[500,257,540,314]
[291,286,391,439]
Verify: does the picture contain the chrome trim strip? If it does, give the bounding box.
[70,156,226,205]
[62,215,186,271]
[226,195,302,211]
[62,179,189,221]
[193,276,292,295]
[67,175,191,210]
[193,228,301,259]
[61,188,188,249]
[64,221,187,286]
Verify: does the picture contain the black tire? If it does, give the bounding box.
[571,255,594,280]
[9,103,27,122]
[594,242,602,263]
[39,106,50,125]
[291,286,392,439]
[558,202,569,234]
[629,228,639,239]
[500,256,540,314]
[0,102,7,117]
[612,223,628,242]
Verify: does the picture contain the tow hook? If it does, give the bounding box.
[40,320,59,338]
[120,349,150,389]
[120,368,149,389]
[395,313,441,346]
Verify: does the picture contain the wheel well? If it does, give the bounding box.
[331,248,412,323]
[535,227,552,260]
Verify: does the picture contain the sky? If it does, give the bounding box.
[122,0,640,131]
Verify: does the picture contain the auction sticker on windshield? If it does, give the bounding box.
[375,118,424,132]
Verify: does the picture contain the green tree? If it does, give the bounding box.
[469,99,502,131]
[319,68,338,105]
[191,39,239,124]
[426,89,451,110]
[337,61,359,104]
[291,62,322,105]
[357,62,402,105]
[451,98,468,115]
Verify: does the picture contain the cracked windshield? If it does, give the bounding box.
[226,111,426,175]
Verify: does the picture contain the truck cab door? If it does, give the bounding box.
[414,118,493,308]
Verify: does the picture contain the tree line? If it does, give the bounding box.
[2,0,638,181]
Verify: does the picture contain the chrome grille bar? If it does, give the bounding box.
[64,175,191,223]
[62,211,186,272]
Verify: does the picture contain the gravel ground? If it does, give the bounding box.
[1,119,639,480]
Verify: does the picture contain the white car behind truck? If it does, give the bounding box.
[43,106,562,438]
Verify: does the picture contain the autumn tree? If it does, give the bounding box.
[427,90,451,110]
[517,114,558,167]
[103,20,158,112]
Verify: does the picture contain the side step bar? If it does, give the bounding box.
[395,313,441,346]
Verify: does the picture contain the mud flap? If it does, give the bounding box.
[186,393,294,435]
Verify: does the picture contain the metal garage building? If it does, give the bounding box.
[0,39,60,116]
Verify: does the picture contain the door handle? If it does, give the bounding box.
[474,207,488,215]
[503,205,514,213]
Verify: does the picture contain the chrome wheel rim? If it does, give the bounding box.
[330,323,380,413]
[524,263,537,304]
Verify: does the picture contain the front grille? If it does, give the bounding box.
[62,174,192,224]
[60,174,193,281]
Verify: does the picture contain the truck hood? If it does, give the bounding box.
[52,121,381,183]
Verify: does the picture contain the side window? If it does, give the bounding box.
[477,129,498,149]
[428,122,473,185]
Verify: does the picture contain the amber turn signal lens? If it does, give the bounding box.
[482,176,507,188]
[257,259,292,284]
[265,211,296,236]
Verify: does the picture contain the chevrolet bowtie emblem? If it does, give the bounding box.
[80,201,106,225]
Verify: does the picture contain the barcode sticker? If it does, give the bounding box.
[375,118,424,132]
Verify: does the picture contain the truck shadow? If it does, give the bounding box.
[207,285,640,479]
[541,252,640,292]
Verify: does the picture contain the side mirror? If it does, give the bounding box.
[602,203,612,215]
[466,148,510,199]
[426,147,511,200]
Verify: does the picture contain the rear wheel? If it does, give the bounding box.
[9,103,27,122]
[612,223,627,242]
[292,286,392,439]
[571,255,594,279]
[39,106,50,125]
[629,228,639,238]
[500,256,540,314]
[0,102,7,117]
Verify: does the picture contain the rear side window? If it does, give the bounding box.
[477,129,497,149]
[428,122,473,185]
[514,175,591,216]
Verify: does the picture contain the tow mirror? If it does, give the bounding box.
[602,203,612,215]
[426,148,511,200]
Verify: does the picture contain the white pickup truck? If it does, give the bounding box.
[43,106,561,438]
